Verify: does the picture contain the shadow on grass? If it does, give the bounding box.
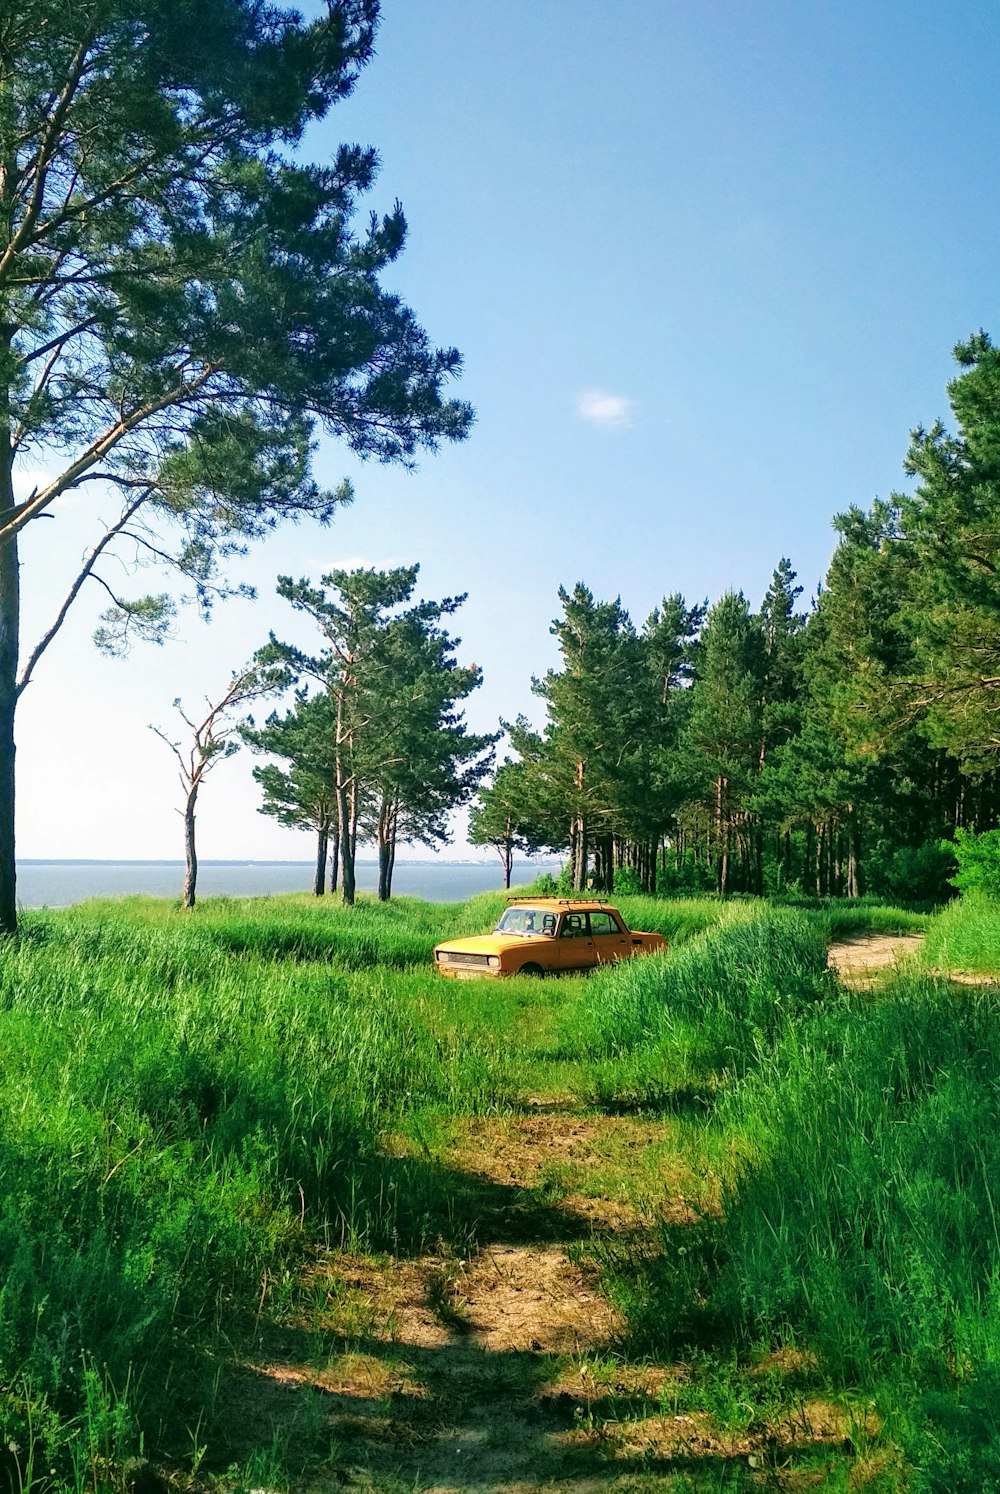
[335,1145,628,1254]
[213,1328,845,1491]
[203,1150,851,1492]
[590,1082,720,1120]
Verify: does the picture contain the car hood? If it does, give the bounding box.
[434,933,555,956]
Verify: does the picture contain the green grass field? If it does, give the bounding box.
[0,890,997,1492]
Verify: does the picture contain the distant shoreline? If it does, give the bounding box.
[18,857,560,868]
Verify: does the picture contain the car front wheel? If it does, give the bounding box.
[519,962,545,977]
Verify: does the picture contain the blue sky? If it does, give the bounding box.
[17,0,1000,860]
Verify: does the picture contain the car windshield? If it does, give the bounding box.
[495,906,555,936]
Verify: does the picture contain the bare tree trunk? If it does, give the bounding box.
[339,791,356,904]
[715,776,729,896]
[572,814,589,891]
[313,824,328,897]
[329,831,339,894]
[0,547,16,936]
[182,787,198,909]
[386,811,397,899]
[816,822,826,897]
[572,759,588,891]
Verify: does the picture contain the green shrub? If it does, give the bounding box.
[948,826,1000,896]
[612,864,641,896]
[656,851,716,895]
[864,839,957,905]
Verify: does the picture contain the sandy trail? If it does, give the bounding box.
[223,1103,864,1491]
[827,931,925,985]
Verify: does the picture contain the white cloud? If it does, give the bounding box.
[576,388,635,430]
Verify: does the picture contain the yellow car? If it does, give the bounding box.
[433,897,666,978]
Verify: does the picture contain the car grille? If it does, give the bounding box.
[439,951,492,968]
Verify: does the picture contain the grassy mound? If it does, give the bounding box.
[922,892,1000,976]
[564,905,830,1110]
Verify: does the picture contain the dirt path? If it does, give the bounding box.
[222,1111,865,1492]
[828,930,1000,987]
[827,931,925,986]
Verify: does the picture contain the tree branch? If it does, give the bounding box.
[0,363,219,541]
[17,490,150,695]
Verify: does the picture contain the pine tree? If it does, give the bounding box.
[468,760,550,888]
[684,592,767,893]
[0,1,472,930]
[268,566,490,902]
[242,693,338,895]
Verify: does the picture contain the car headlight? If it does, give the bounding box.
[487,955,500,968]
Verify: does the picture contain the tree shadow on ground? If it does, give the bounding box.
[335,1146,624,1254]
[213,1329,845,1491]
[202,1149,849,1492]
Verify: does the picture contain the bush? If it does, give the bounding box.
[656,851,716,896]
[948,826,1000,897]
[613,864,641,896]
[864,839,956,905]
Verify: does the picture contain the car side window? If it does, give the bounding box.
[560,913,587,938]
[589,912,616,936]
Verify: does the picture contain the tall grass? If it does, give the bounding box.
[561,906,831,1110]
[569,895,1000,1487]
[0,886,976,1489]
[0,894,525,1477]
[921,892,1000,975]
[607,964,1000,1488]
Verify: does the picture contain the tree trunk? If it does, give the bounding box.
[597,832,613,891]
[502,815,514,888]
[182,787,198,909]
[376,794,390,901]
[334,690,355,905]
[847,817,860,899]
[816,822,826,897]
[340,809,356,903]
[336,776,355,904]
[329,831,340,894]
[572,759,588,890]
[386,814,397,899]
[715,776,729,896]
[313,825,328,897]
[0,372,18,935]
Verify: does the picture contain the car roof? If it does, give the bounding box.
[505,897,618,912]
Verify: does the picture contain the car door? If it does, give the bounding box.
[556,911,596,971]
[589,909,631,964]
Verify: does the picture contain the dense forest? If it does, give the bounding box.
[470,333,1000,902]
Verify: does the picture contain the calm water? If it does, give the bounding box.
[15,859,558,909]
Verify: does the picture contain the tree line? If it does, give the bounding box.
[471,334,1000,903]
